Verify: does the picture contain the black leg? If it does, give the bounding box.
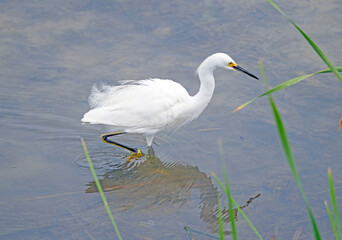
[101,131,140,153]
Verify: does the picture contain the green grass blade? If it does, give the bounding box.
[234,66,342,112]
[228,197,263,240]
[218,139,238,240]
[211,173,263,240]
[325,201,338,240]
[267,0,342,82]
[217,196,225,240]
[233,97,257,113]
[259,61,321,239]
[328,168,342,238]
[81,138,123,240]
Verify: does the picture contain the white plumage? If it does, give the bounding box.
[81,53,258,148]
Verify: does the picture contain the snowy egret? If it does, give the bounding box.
[81,53,258,155]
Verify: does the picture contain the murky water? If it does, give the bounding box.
[1,0,342,239]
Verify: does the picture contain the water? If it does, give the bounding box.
[1,0,342,239]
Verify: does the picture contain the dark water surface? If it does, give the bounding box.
[1,0,342,239]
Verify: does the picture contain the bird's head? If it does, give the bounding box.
[197,53,259,80]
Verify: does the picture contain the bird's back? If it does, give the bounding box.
[81,79,193,134]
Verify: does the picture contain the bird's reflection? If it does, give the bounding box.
[85,148,259,235]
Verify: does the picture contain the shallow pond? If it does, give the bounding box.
[1,0,342,239]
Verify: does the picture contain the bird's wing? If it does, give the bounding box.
[82,79,192,132]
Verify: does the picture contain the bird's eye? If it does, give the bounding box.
[228,62,236,67]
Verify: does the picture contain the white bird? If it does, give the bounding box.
[81,53,258,156]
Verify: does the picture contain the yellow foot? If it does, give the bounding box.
[127,149,143,161]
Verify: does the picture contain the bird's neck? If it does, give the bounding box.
[191,69,215,117]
